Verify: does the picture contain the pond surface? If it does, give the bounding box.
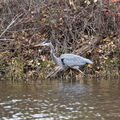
[0,78,120,120]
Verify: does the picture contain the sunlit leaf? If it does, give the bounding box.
[94,0,97,3]
[104,57,108,60]
[37,8,40,13]
[84,0,90,5]
[111,41,113,45]
[52,10,55,13]
[59,22,63,26]
[69,0,76,10]
[89,14,92,17]
[97,67,100,70]
[88,64,93,68]
[26,39,28,42]
[87,1,90,5]
[95,71,99,73]
[112,39,116,42]
[41,18,46,22]
[111,0,118,3]
[85,18,88,21]
[87,49,93,53]
[22,37,25,39]
[117,5,120,10]
[1,24,3,29]
[0,5,3,9]
[112,44,115,47]
[107,42,111,46]
[0,51,10,56]
[112,49,114,52]
[43,14,49,18]
[99,50,103,53]
[103,37,110,42]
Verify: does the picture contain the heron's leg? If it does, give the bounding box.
[70,69,72,77]
[76,68,86,76]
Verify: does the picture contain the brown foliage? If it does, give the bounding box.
[0,0,120,79]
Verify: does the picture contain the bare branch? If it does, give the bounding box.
[0,13,23,38]
[0,39,14,41]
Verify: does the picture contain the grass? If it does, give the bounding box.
[0,52,119,81]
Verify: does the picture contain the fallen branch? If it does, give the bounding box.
[0,39,14,41]
[72,35,102,56]
[46,66,64,78]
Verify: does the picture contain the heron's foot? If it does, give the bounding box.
[83,73,86,77]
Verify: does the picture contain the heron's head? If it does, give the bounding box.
[35,41,51,47]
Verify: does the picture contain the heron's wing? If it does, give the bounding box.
[60,54,92,68]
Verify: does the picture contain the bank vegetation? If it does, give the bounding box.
[0,0,120,81]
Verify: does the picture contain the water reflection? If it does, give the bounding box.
[0,79,120,119]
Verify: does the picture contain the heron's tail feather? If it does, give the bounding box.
[85,58,93,64]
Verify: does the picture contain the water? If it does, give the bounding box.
[0,79,120,120]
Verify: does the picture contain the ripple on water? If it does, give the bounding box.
[0,79,120,119]
[3,106,11,109]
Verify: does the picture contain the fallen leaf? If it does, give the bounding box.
[69,0,76,10]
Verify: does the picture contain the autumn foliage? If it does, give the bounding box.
[0,0,120,80]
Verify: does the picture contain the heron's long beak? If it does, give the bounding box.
[34,43,43,47]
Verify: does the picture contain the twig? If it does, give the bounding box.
[0,39,14,41]
[0,13,23,38]
[46,66,63,78]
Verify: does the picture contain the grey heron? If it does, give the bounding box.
[35,41,93,76]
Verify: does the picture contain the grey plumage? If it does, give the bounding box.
[60,54,93,68]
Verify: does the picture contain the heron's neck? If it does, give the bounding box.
[49,43,62,67]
